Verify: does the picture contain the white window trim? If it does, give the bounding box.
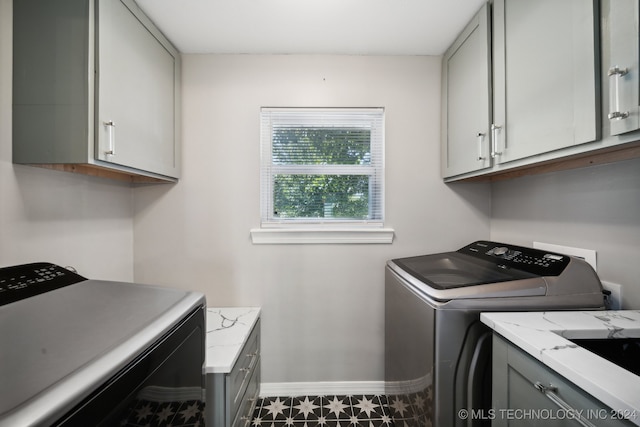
[250,227,395,245]
[254,107,392,244]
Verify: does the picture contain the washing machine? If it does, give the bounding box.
[385,240,605,427]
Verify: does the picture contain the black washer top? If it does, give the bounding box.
[391,241,570,291]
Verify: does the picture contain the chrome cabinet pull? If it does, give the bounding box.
[534,382,597,427]
[103,120,116,156]
[476,132,486,161]
[491,124,502,158]
[240,366,252,381]
[608,66,630,121]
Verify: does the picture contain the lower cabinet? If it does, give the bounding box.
[206,317,260,427]
[492,334,634,427]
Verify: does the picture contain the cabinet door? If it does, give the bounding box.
[441,4,492,178]
[605,0,640,136]
[492,0,599,164]
[97,0,178,178]
[493,336,635,427]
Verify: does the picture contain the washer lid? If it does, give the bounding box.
[387,258,547,302]
[391,252,537,290]
[0,279,204,426]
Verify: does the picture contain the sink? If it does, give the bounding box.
[570,338,640,377]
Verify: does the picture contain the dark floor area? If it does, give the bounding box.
[251,395,393,427]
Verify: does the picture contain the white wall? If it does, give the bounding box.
[491,157,640,309]
[133,54,492,385]
[0,0,134,280]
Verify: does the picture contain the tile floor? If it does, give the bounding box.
[251,395,393,427]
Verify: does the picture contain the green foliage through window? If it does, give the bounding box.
[274,174,370,219]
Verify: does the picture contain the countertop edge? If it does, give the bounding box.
[481,310,640,426]
[205,307,261,374]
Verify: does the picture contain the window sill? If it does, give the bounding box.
[250,228,395,245]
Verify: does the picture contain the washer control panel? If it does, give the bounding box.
[0,263,87,306]
[459,241,571,276]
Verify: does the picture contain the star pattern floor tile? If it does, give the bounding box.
[251,395,392,427]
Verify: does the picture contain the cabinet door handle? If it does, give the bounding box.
[608,66,630,121]
[491,124,502,158]
[476,132,486,161]
[246,351,259,370]
[103,120,116,156]
[534,382,597,427]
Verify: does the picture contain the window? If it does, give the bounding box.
[259,108,385,227]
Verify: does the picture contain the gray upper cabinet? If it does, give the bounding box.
[492,0,600,165]
[441,0,611,182]
[96,0,178,177]
[13,0,181,183]
[604,0,640,136]
[441,4,492,178]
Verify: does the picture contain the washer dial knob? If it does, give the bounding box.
[493,246,509,256]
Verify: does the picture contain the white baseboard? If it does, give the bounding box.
[259,381,386,397]
[385,374,432,395]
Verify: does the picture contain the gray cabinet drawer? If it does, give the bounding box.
[232,361,261,427]
[206,318,261,427]
[228,319,260,420]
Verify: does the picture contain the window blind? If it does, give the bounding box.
[260,108,385,226]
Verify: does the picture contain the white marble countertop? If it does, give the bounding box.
[481,310,640,426]
[205,307,260,374]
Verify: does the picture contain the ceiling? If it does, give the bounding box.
[135,0,486,56]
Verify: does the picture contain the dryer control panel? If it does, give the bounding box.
[0,263,87,306]
[459,241,571,276]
